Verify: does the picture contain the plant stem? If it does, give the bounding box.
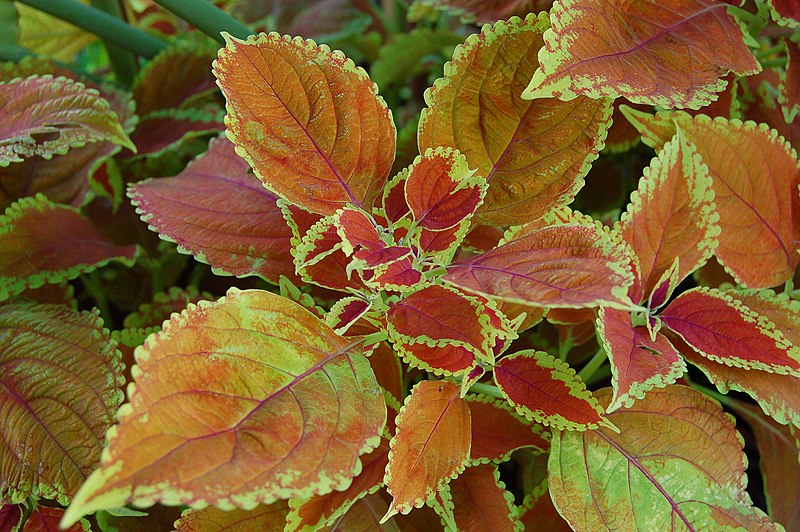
[90,0,138,86]
[152,0,253,43]
[760,57,788,68]
[577,348,607,383]
[755,42,786,61]
[17,0,166,58]
[0,44,33,62]
[468,381,505,400]
[689,382,731,406]
[584,363,612,386]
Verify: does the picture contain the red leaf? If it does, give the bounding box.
[444,223,635,309]
[128,110,223,156]
[493,350,611,430]
[769,0,800,27]
[386,285,514,374]
[524,0,760,108]
[214,33,395,214]
[23,507,84,532]
[364,258,424,293]
[130,136,295,283]
[466,395,549,463]
[384,380,471,520]
[519,490,572,531]
[404,148,486,232]
[596,308,686,412]
[780,39,800,124]
[0,195,138,301]
[0,505,21,532]
[661,288,800,374]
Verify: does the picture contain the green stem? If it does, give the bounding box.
[755,42,786,61]
[583,363,612,387]
[468,382,505,400]
[689,382,731,406]
[152,0,253,43]
[81,272,115,328]
[90,0,138,86]
[576,348,607,383]
[760,57,788,68]
[0,44,34,62]
[17,0,166,57]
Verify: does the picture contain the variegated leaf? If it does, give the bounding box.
[769,0,800,27]
[0,76,134,165]
[549,386,777,530]
[493,350,611,431]
[214,33,395,214]
[419,0,553,23]
[465,395,549,464]
[383,380,471,521]
[524,0,760,108]
[780,39,800,123]
[130,136,296,283]
[0,195,138,302]
[435,464,519,532]
[0,303,123,504]
[62,289,385,526]
[419,13,612,226]
[596,307,686,412]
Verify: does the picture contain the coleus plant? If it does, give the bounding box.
[0,0,799,531]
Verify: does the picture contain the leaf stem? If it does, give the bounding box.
[689,382,731,406]
[152,0,254,43]
[468,381,505,400]
[755,42,786,61]
[760,57,788,68]
[16,0,166,58]
[576,348,608,383]
[0,44,34,62]
[90,0,138,86]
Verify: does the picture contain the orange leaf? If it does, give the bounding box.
[493,350,611,431]
[0,303,123,505]
[524,0,760,108]
[286,440,389,531]
[444,222,635,309]
[465,395,549,464]
[175,501,289,531]
[436,464,518,532]
[383,381,471,520]
[419,14,612,226]
[597,308,686,412]
[549,386,776,530]
[130,136,296,283]
[214,33,395,214]
[619,130,718,299]
[62,288,385,526]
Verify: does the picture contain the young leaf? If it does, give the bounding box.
[619,131,718,298]
[175,501,290,531]
[123,287,213,330]
[780,39,800,123]
[0,195,138,302]
[286,439,389,531]
[465,395,550,464]
[726,400,800,529]
[596,308,686,412]
[0,303,123,505]
[769,0,800,27]
[24,506,88,532]
[438,464,519,532]
[383,380,471,520]
[214,32,396,214]
[61,288,385,526]
[675,334,800,429]
[661,287,800,375]
[419,13,612,226]
[387,284,513,375]
[0,76,134,165]
[444,222,635,309]
[493,350,611,431]
[130,136,296,283]
[524,0,760,109]
[403,148,486,232]
[549,386,775,530]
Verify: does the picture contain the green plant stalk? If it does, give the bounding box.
[90,0,138,86]
[577,348,608,383]
[468,381,505,400]
[0,44,33,62]
[583,363,612,387]
[16,0,166,57]
[81,272,115,329]
[689,382,730,406]
[152,0,253,43]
